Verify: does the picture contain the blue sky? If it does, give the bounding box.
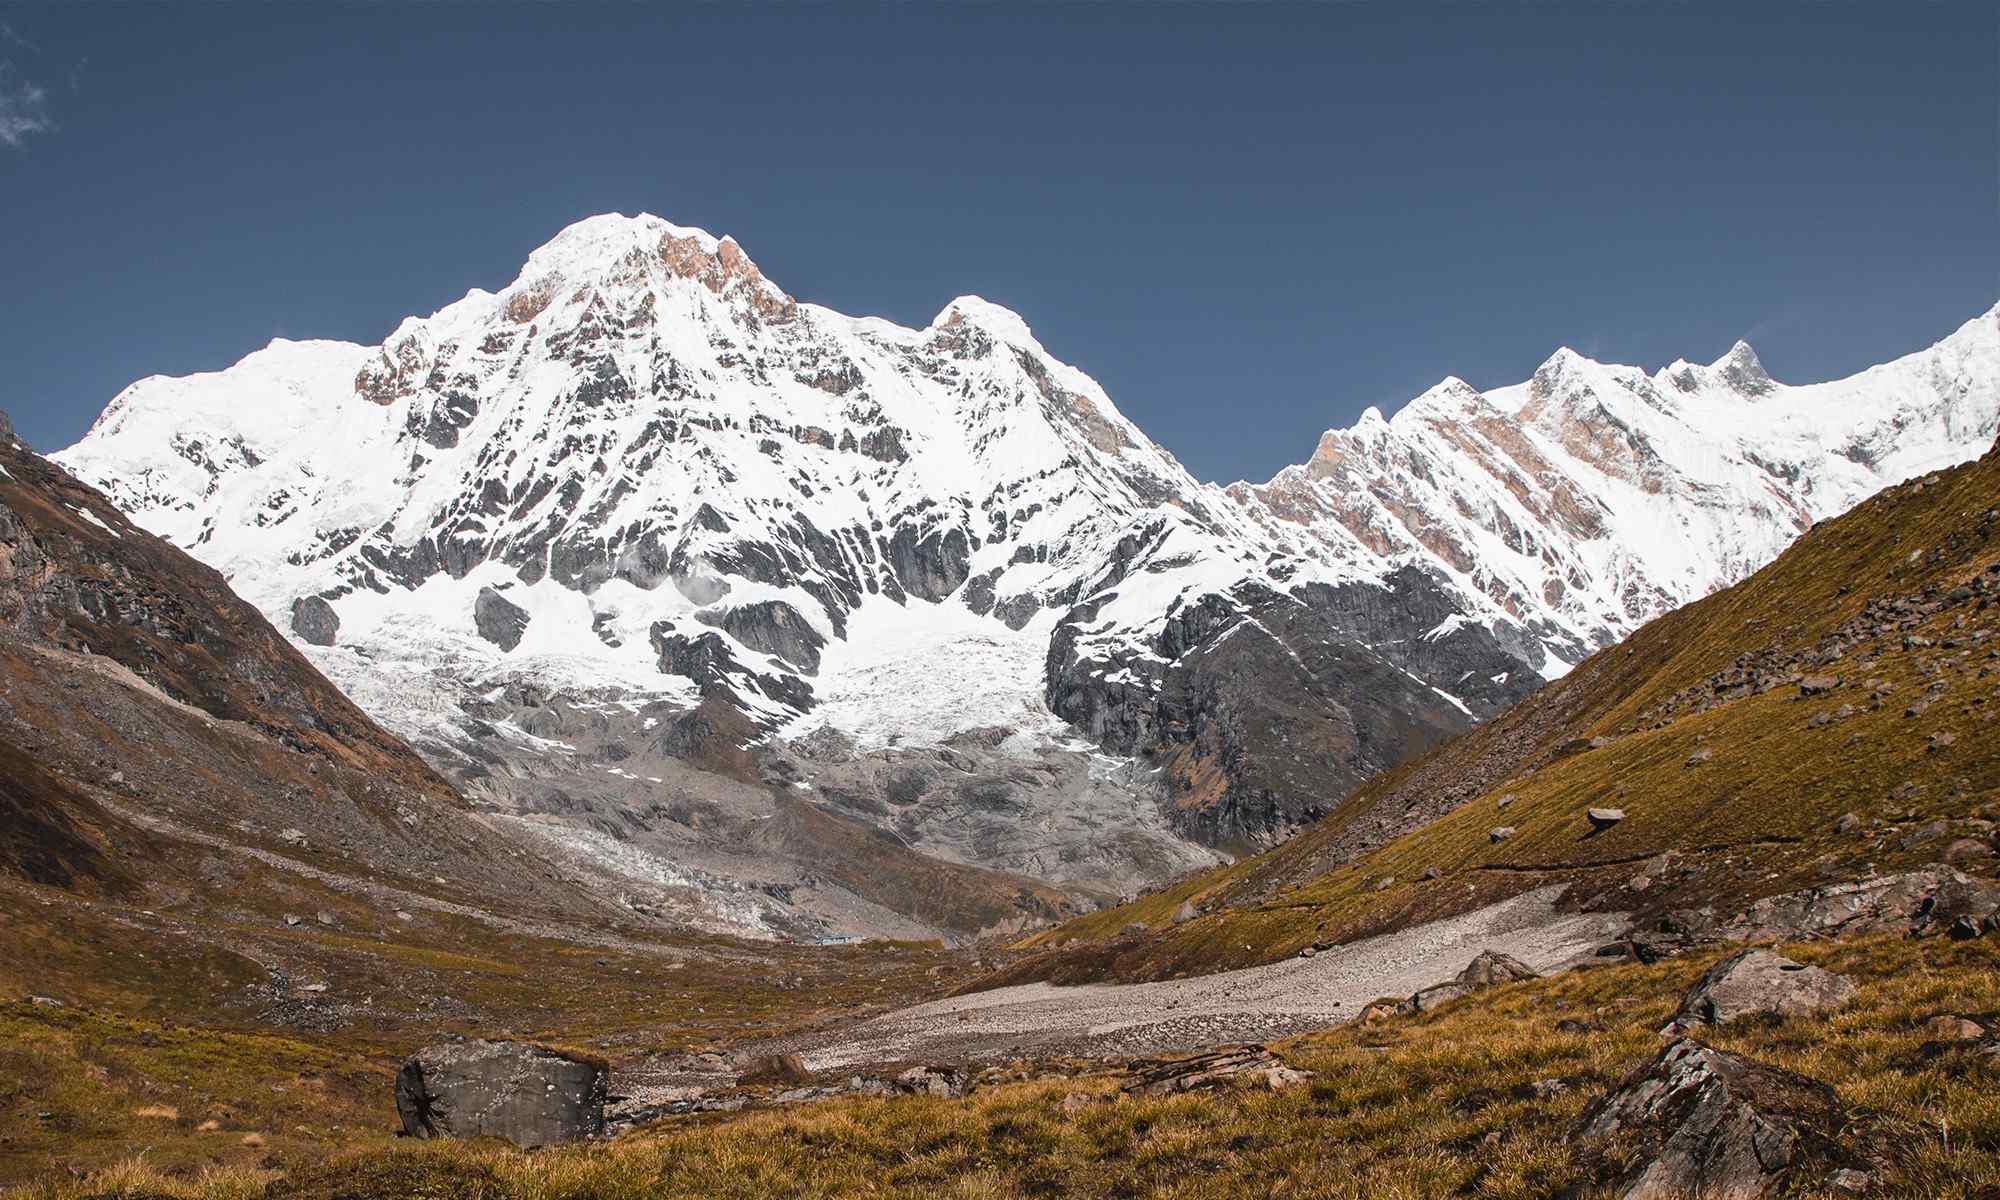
[2,2,1994,483]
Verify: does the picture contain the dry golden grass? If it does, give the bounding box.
[13,935,1996,1199]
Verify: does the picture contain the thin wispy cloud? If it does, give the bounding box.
[0,60,49,146]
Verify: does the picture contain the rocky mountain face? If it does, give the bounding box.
[54,214,2000,913]
[993,430,2000,988]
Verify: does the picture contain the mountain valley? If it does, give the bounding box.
[3,216,1998,1200]
[47,214,2000,940]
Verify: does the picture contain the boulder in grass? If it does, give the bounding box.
[735,1052,813,1086]
[1587,807,1626,832]
[395,1037,608,1148]
[1403,948,1539,1013]
[1665,949,1855,1032]
[1570,1039,1851,1199]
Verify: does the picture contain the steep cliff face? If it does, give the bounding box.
[53,214,2000,877]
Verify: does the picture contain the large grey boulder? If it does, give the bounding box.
[1571,1039,1848,1199]
[395,1038,608,1147]
[474,586,531,651]
[289,595,340,647]
[1403,948,1539,1013]
[1668,949,1855,1031]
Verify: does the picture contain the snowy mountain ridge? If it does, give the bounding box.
[53,213,2000,902]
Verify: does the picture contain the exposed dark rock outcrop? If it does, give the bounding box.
[695,600,826,673]
[1047,569,1534,848]
[1717,867,2000,944]
[1571,1039,1852,1199]
[473,586,530,651]
[290,595,340,646]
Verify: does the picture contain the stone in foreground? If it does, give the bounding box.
[1571,1039,1849,1199]
[395,1038,608,1148]
[1668,949,1855,1031]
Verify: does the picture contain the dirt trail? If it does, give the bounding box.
[779,886,1629,1069]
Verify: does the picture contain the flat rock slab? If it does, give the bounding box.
[1573,1038,1849,1199]
[396,1038,608,1148]
[1719,866,2000,943]
[1671,949,1856,1029]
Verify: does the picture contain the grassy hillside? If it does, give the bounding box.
[0,862,960,1185]
[14,934,1997,1199]
[992,437,2000,985]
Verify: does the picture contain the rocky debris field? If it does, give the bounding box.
[743,885,1627,1070]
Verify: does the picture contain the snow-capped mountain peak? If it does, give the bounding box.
[52,215,2000,869]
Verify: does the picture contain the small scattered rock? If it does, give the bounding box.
[1587,807,1626,832]
[894,1064,969,1098]
[1497,794,1517,810]
[1684,748,1713,767]
[1833,812,1862,835]
[1921,1014,1986,1041]
[1170,900,1199,926]
[1489,826,1515,843]
[1828,1168,1875,1196]
[1943,837,1992,865]
[1929,731,1957,752]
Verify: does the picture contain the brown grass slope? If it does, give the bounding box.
[19,934,1999,1200]
[993,435,2000,985]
